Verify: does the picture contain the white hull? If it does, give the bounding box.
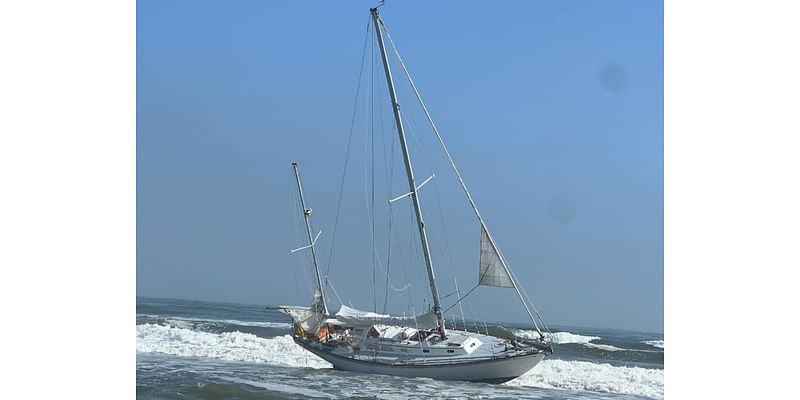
[298,339,545,384]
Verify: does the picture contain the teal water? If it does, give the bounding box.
[136,297,663,399]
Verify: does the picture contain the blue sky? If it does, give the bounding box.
[137,0,663,333]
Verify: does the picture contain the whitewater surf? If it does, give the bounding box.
[137,297,663,399]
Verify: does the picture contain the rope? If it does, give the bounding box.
[370,22,377,313]
[442,282,479,314]
[324,17,371,295]
[327,279,345,308]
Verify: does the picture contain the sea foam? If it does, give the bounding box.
[137,314,291,329]
[515,330,661,354]
[513,329,601,345]
[643,340,664,349]
[136,323,330,368]
[548,331,602,345]
[508,359,664,399]
[137,323,662,398]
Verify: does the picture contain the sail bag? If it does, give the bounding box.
[479,225,515,288]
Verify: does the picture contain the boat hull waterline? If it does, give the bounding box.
[296,338,545,384]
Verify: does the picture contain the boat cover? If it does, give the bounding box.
[335,304,438,329]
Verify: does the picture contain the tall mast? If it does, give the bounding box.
[291,162,329,316]
[370,7,445,335]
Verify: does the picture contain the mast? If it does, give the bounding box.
[370,7,445,335]
[291,162,329,316]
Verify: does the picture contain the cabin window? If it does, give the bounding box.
[422,349,430,353]
[447,349,455,353]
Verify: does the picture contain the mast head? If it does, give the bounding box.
[371,0,385,13]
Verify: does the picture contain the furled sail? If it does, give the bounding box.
[277,289,326,333]
[479,225,515,288]
[334,305,439,329]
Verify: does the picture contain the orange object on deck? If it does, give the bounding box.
[315,325,331,340]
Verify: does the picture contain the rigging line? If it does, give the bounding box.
[376,47,393,315]
[442,265,491,314]
[327,279,345,307]
[465,298,485,335]
[382,23,480,215]
[411,306,424,353]
[358,33,412,299]
[383,90,400,313]
[384,22,545,333]
[288,172,302,304]
[362,159,412,293]
[324,16,371,293]
[387,199,411,283]
[376,156,413,296]
[383,22,488,239]
[370,22,377,313]
[513,267,552,333]
[455,282,466,330]
[426,138,467,327]
[383,199,393,313]
[290,172,314,296]
[400,106,436,178]
[442,276,478,314]
[400,106,468,327]
[397,108,434,316]
[439,290,460,300]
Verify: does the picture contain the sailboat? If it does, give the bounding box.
[278,6,553,383]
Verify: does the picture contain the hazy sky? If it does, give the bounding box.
[137,0,663,333]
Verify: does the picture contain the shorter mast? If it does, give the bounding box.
[291,162,329,316]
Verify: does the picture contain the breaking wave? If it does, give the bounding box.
[508,359,664,399]
[514,329,662,354]
[643,340,664,349]
[548,331,602,345]
[512,329,600,344]
[136,323,330,369]
[136,314,291,329]
[137,323,663,399]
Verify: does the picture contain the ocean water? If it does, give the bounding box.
[137,297,664,399]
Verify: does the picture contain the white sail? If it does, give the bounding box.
[334,305,439,329]
[277,289,326,332]
[479,225,515,288]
